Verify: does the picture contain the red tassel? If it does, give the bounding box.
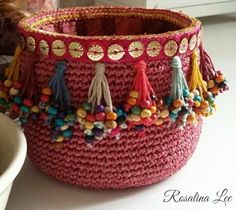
[133,60,155,106]
[199,43,216,81]
[20,54,38,101]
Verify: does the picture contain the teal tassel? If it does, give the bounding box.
[171,56,189,100]
[49,60,70,107]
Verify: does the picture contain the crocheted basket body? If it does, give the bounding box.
[18,7,203,189]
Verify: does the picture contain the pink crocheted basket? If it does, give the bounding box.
[5,6,224,189]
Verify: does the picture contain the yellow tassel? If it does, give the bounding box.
[189,50,207,98]
[4,45,22,81]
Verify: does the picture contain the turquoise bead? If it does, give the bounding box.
[55,118,65,127]
[131,106,141,115]
[13,96,22,105]
[165,96,173,106]
[63,129,73,138]
[20,105,30,113]
[169,112,178,121]
[48,106,58,115]
[82,102,91,112]
[116,108,123,117]
[194,95,202,102]
[183,89,189,97]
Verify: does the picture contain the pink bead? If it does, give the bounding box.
[140,100,151,108]
[188,99,194,107]
[95,112,105,121]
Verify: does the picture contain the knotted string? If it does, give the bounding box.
[199,43,216,81]
[49,60,70,107]
[189,50,207,98]
[5,44,22,81]
[133,60,155,105]
[88,63,112,113]
[171,56,189,100]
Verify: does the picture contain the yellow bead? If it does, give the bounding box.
[9,87,19,96]
[194,101,201,107]
[31,105,40,113]
[60,124,69,131]
[174,99,184,108]
[0,91,7,99]
[55,136,64,143]
[207,80,215,89]
[160,109,169,119]
[150,106,157,114]
[141,109,152,118]
[76,108,87,118]
[129,114,141,122]
[4,79,13,88]
[129,91,139,99]
[155,118,164,126]
[105,120,117,129]
[127,97,137,106]
[85,121,94,130]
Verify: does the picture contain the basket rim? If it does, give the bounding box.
[18,6,201,40]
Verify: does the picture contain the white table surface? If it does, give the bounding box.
[6,14,236,210]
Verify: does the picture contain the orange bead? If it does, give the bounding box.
[215,75,224,83]
[201,101,209,108]
[187,113,196,123]
[106,111,117,120]
[149,105,157,114]
[42,87,52,96]
[173,99,184,108]
[207,80,215,89]
[126,97,137,106]
[211,86,219,95]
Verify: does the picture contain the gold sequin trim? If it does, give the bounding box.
[179,38,188,54]
[147,41,162,57]
[68,42,84,58]
[164,40,178,57]
[26,36,36,52]
[107,44,125,60]
[87,44,104,61]
[128,41,144,58]
[189,34,197,50]
[52,40,66,57]
[39,40,49,55]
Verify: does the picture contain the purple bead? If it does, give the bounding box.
[58,112,66,118]
[30,113,38,120]
[93,128,104,137]
[96,105,105,113]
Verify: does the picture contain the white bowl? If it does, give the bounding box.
[0,114,27,210]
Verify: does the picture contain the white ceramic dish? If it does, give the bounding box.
[0,113,27,210]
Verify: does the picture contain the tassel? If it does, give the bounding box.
[171,56,189,101]
[199,43,216,81]
[5,45,22,81]
[189,50,207,98]
[88,63,112,113]
[132,60,155,106]
[20,54,38,100]
[49,60,70,107]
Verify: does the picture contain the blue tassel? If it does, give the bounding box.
[49,60,70,107]
[171,56,189,100]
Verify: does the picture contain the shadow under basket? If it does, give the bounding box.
[16,7,206,189]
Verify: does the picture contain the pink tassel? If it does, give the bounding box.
[133,60,155,106]
[199,43,216,81]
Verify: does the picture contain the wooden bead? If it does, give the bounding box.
[127,97,137,106]
[160,109,169,119]
[155,118,164,126]
[76,108,87,118]
[129,114,141,122]
[85,121,94,130]
[207,80,215,89]
[149,105,157,114]
[105,120,117,129]
[129,91,139,99]
[42,87,52,96]
[173,99,184,108]
[9,87,19,96]
[141,109,152,118]
[4,79,12,88]
[106,111,117,120]
[31,105,40,113]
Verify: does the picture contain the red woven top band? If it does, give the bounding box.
[18,6,201,63]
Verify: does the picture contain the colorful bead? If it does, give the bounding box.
[9,87,19,96]
[20,105,30,113]
[85,135,95,144]
[31,105,40,113]
[201,101,209,108]
[106,112,117,120]
[187,92,194,100]
[160,109,169,118]
[96,105,105,113]
[127,97,137,106]
[76,108,87,118]
[207,80,215,89]
[23,99,33,107]
[54,136,64,143]
[131,106,141,115]
[187,113,196,123]
[48,106,58,115]
[85,121,94,130]
[173,99,184,108]
[129,114,141,122]
[4,80,13,88]
[94,127,104,137]
[11,104,20,113]
[39,101,46,109]
[215,75,224,83]
[40,95,50,103]
[63,129,73,138]
[194,101,201,107]
[0,91,7,99]
[55,118,65,127]
[183,89,189,97]
[82,102,91,112]
[60,124,69,131]
[156,99,164,108]
[129,91,139,99]
[140,100,151,108]
[192,90,200,96]
[95,112,106,121]
[165,96,173,106]
[194,95,202,102]
[211,86,219,95]
[13,81,22,89]
[149,106,157,114]
[155,118,164,126]
[42,87,52,95]
[140,109,152,118]
[105,120,117,129]
[65,114,76,122]
[86,114,96,122]
[39,112,48,120]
